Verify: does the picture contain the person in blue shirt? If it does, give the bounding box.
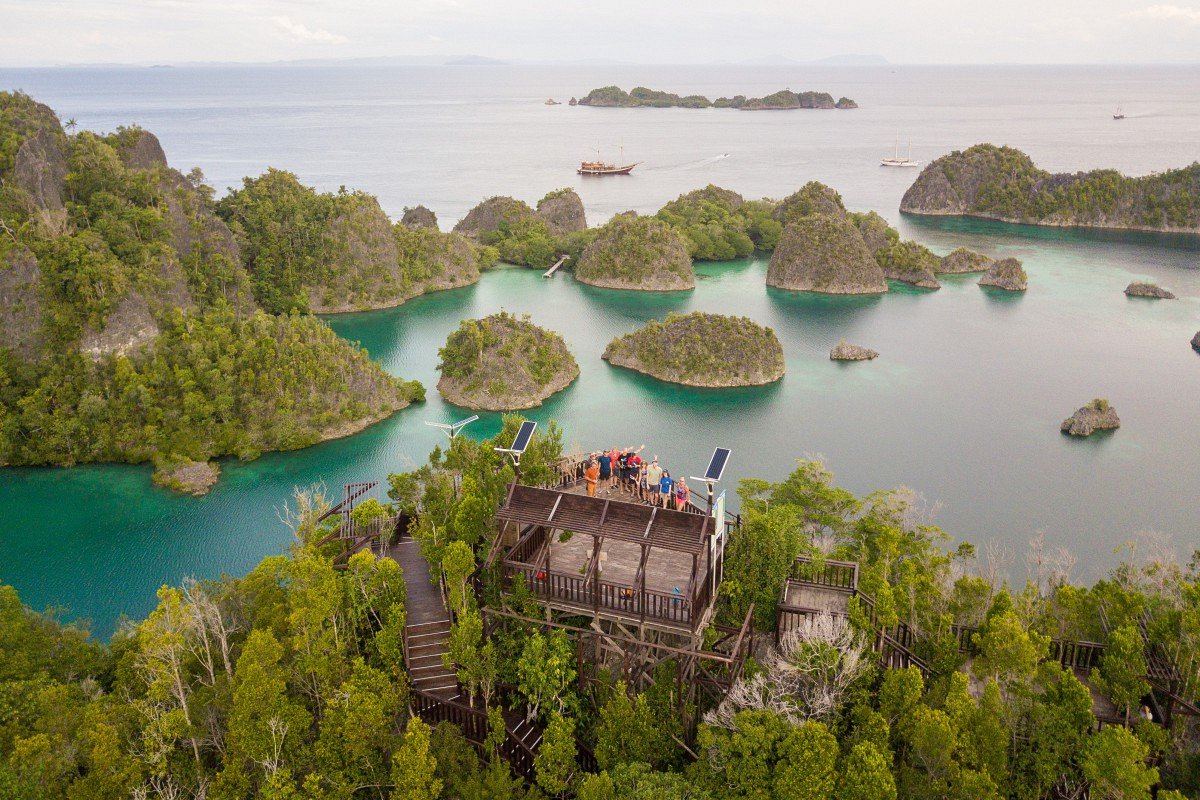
[658,470,674,508]
[597,451,612,492]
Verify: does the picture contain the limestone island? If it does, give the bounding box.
[436,312,579,410]
[574,214,695,291]
[1125,282,1175,299]
[767,214,888,294]
[1193,331,1200,352]
[602,312,785,387]
[939,247,995,274]
[0,92,424,494]
[452,189,588,269]
[218,170,489,313]
[978,258,1028,291]
[830,341,880,361]
[900,143,1200,232]
[576,86,856,110]
[1061,399,1120,437]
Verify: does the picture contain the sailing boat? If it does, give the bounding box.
[1113,106,1125,120]
[577,143,639,176]
[880,139,919,168]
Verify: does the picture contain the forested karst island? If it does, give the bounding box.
[602,312,785,387]
[901,144,1200,231]
[574,214,696,290]
[577,85,857,109]
[0,92,423,493]
[436,312,579,410]
[2,419,1197,799]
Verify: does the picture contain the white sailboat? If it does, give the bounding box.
[881,139,919,167]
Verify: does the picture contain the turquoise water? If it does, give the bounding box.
[1,64,1199,636]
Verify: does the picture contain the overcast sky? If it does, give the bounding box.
[3,0,1200,67]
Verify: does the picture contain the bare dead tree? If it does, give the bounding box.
[705,613,871,728]
[276,482,332,544]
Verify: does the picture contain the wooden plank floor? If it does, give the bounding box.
[546,525,706,594]
[387,538,449,626]
[782,583,852,614]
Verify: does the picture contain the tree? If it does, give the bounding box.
[595,684,672,770]
[972,609,1047,705]
[535,712,578,797]
[516,629,575,722]
[774,721,839,800]
[836,741,897,800]
[1080,726,1158,800]
[878,666,924,726]
[1091,625,1150,725]
[391,717,441,800]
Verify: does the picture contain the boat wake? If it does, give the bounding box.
[640,153,732,173]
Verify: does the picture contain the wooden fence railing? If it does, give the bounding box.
[502,561,695,628]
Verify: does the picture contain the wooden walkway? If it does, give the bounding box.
[388,536,458,698]
[542,254,569,277]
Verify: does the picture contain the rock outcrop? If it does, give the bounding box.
[12,128,68,212]
[1061,399,1120,437]
[1124,282,1175,299]
[577,86,855,110]
[878,240,941,289]
[1192,331,1200,352]
[602,312,785,387]
[0,247,45,360]
[978,257,1028,291]
[830,341,879,361]
[401,205,439,230]
[836,97,859,109]
[938,247,994,274]
[851,211,897,254]
[308,195,402,313]
[79,292,160,359]
[437,312,579,410]
[535,188,587,235]
[114,129,168,170]
[575,214,695,291]
[767,215,887,294]
[901,143,1200,232]
[152,458,220,497]
[452,196,536,239]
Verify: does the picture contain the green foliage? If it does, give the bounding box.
[1091,625,1150,724]
[595,683,675,770]
[603,311,784,387]
[391,717,441,800]
[1081,726,1158,800]
[655,185,756,260]
[516,629,576,721]
[836,741,897,800]
[534,712,577,796]
[774,182,847,225]
[574,213,693,288]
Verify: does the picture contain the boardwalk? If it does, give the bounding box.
[387,535,458,698]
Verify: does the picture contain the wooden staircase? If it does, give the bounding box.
[405,620,459,699]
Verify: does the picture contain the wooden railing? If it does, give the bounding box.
[502,561,696,628]
[788,556,858,591]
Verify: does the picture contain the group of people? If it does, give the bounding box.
[581,445,691,511]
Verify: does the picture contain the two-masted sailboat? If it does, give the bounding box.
[880,139,920,168]
[578,145,639,175]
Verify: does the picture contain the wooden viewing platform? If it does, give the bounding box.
[489,483,725,633]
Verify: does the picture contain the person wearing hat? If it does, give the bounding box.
[645,457,663,506]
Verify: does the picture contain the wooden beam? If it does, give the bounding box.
[546,493,563,524]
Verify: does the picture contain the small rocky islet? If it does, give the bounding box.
[436,312,579,411]
[1061,399,1121,437]
[830,341,880,361]
[574,214,695,291]
[602,312,785,387]
[1124,282,1175,299]
[576,85,857,110]
[978,257,1029,291]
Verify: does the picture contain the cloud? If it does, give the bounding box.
[270,15,348,44]
[1130,4,1200,24]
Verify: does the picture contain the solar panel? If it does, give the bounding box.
[703,447,731,482]
[510,420,537,454]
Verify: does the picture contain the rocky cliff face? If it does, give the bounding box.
[452,196,536,239]
[767,215,887,294]
[12,128,68,212]
[401,205,439,229]
[939,247,994,274]
[1124,282,1175,299]
[0,247,44,361]
[1061,400,1120,436]
[535,189,587,235]
[308,195,403,313]
[575,214,695,291]
[114,129,168,170]
[79,291,160,360]
[978,257,1028,291]
[1192,331,1200,352]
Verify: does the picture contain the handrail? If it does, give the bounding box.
[788,556,858,591]
[502,560,695,628]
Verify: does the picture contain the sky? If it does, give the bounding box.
[2,0,1200,66]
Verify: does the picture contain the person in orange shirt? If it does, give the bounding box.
[584,459,600,497]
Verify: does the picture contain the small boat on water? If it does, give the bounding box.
[578,160,638,175]
[578,145,638,175]
[545,98,561,105]
[880,139,919,168]
[1113,106,1125,120]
